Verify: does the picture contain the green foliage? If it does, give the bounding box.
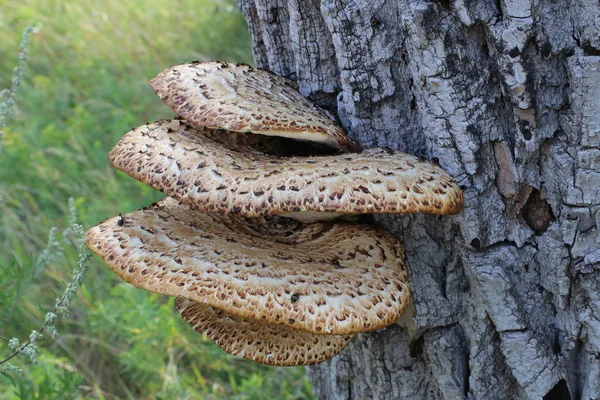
[0,24,34,154]
[0,1,314,398]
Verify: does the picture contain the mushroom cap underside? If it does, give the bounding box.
[175,298,354,366]
[86,198,410,335]
[109,119,464,218]
[149,61,361,152]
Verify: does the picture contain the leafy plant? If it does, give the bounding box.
[1,198,90,372]
[0,25,34,155]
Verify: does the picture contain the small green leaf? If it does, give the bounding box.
[1,371,17,387]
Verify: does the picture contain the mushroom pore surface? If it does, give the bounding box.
[175,297,354,366]
[109,119,464,219]
[86,198,410,335]
[149,61,361,152]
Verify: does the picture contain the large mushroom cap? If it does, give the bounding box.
[109,120,464,218]
[149,62,361,152]
[175,298,354,366]
[86,198,410,335]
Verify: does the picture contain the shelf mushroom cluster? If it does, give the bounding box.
[86,62,464,366]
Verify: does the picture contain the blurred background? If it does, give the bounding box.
[0,0,313,398]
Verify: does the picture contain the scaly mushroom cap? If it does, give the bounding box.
[108,120,464,218]
[149,61,361,152]
[86,198,410,335]
[175,298,354,366]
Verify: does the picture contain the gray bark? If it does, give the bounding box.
[236,1,600,399]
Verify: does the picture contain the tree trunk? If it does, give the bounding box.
[236,1,600,399]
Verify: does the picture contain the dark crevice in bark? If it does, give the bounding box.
[519,188,554,235]
[409,335,424,358]
[543,379,572,400]
[581,44,600,56]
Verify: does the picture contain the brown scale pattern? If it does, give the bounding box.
[86,198,411,335]
[175,298,354,366]
[109,120,464,219]
[149,61,361,152]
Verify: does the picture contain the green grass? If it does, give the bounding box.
[0,1,313,398]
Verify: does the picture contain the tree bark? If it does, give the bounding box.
[236,1,600,399]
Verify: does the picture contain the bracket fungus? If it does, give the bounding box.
[87,61,464,367]
[109,119,463,219]
[86,198,410,335]
[150,61,361,152]
[175,298,354,366]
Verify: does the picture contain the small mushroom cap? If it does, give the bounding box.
[149,62,361,152]
[86,198,410,335]
[175,298,354,366]
[109,120,463,218]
